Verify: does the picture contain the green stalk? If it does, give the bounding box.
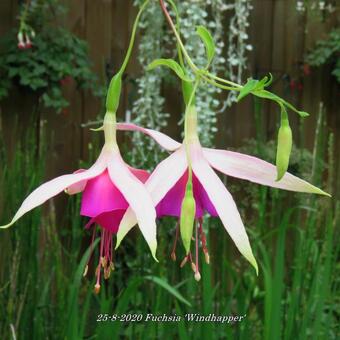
[105,0,150,114]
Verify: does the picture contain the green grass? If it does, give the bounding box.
[0,106,338,339]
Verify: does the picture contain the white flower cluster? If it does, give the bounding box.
[296,0,335,13]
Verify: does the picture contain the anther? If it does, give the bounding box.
[83,265,89,277]
[101,256,107,268]
[191,262,197,273]
[194,271,201,282]
[104,268,111,280]
[180,256,188,268]
[170,222,179,262]
[171,252,176,261]
[204,252,210,264]
[94,284,101,294]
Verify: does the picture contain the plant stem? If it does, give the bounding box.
[159,0,199,73]
[118,0,150,75]
[159,0,242,90]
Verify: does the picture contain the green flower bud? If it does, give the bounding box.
[180,179,196,254]
[276,116,292,181]
[106,73,122,113]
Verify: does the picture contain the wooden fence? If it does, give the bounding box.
[0,0,338,184]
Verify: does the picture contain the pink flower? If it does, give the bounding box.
[17,32,26,49]
[25,34,32,49]
[0,114,158,293]
[115,122,329,278]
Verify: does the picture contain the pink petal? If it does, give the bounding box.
[92,210,126,233]
[116,147,188,249]
[191,143,258,273]
[0,150,109,229]
[65,169,86,195]
[203,148,330,196]
[116,122,181,151]
[156,171,218,218]
[127,166,150,183]
[81,169,128,217]
[107,152,158,260]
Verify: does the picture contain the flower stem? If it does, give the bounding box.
[105,0,150,115]
[118,0,150,76]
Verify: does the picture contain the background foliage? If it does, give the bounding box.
[0,0,339,339]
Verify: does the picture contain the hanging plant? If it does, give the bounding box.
[0,0,100,113]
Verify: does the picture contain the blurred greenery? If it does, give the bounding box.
[0,0,102,112]
[0,101,338,339]
[306,28,340,83]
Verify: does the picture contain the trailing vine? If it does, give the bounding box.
[130,0,253,152]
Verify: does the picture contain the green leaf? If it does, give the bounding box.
[237,78,259,101]
[253,90,309,117]
[282,100,309,117]
[144,276,191,307]
[196,25,216,65]
[147,58,192,82]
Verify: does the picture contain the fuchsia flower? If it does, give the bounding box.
[116,117,329,279]
[17,32,26,49]
[17,32,33,50]
[0,114,159,293]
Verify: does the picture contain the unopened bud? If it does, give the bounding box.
[276,108,292,181]
[180,179,196,254]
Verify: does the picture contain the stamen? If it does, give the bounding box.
[194,271,201,282]
[83,221,116,289]
[191,262,196,273]
[199,218,210,264]
[95,229,105,292]
[83,265,88,277]
[180,256,188,268]
[194,221,201,281]
[170,221,180,261]
[204,252,210,264]
[94,283,101,294]
[104,267,111,280]
[84,225,97,277]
